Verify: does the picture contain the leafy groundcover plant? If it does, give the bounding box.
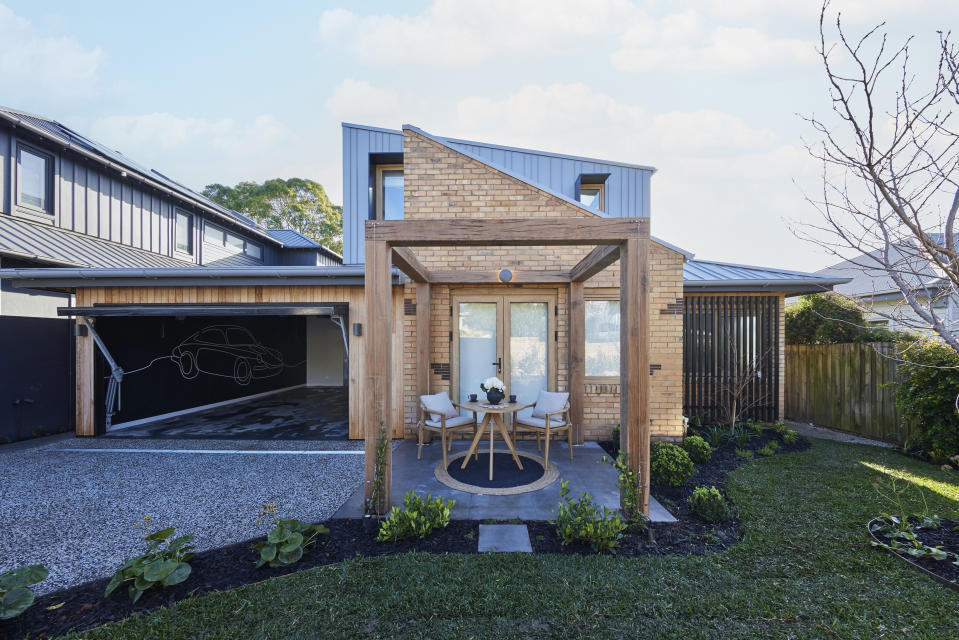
[377,491,455,542]
[105,518,195,603]
[0,565,47,619]
[254,501,329,569]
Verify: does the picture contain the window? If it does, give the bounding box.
[585,300,620,377]
[226,233,245,249]
[204,223,225,244]
[17,146,52,213]
[204,221,262,260]
[375,164,403,220]
[579,184,604,212]
[245,243,262,260]
[175,210,194,255]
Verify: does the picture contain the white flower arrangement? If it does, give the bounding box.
[480,376,506,393]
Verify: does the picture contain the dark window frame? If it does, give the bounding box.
[174,208,195,257]
[15,142,54,217]
[202,221,263,261]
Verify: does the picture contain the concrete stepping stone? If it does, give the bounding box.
[478,524,532,553]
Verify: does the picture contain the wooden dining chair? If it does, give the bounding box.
[511,390,573,468]
[417,391,478,467]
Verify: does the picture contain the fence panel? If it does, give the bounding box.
[785,342,905,443]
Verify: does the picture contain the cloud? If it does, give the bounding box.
[0,4,104,104]
[325,79,401,126]
[317,0,816,73]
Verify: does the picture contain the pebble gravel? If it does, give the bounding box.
[0,438,363,595]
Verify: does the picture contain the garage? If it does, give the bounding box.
[68,303,351,441]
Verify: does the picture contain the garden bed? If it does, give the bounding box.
[867,517,959,590]
[3,428,809,639]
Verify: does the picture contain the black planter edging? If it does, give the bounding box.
[2,432,811,639]
[866,518,959,592]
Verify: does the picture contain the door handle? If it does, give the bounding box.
[491,357,502,374]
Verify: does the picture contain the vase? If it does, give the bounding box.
[486,390,504,405]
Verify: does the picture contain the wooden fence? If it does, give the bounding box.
[785,342,908,443]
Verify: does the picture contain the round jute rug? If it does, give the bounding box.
[434,449,558,496]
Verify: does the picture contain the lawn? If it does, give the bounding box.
[65,439,959,639]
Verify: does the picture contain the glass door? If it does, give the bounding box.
[453,294,554,418]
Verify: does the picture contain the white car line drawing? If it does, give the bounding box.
[171,325,284,385]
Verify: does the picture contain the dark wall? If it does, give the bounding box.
[96,316,306,426]
[0,316,74,442]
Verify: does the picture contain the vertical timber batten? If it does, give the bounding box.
[569,281,585,445]
[364,238,393,512]
[76,317,95,436]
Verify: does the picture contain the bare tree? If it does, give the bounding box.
[797,2,959,352]
[718,344,775,433]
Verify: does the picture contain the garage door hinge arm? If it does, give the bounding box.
[331,314,349,357]
[82,317,124,431]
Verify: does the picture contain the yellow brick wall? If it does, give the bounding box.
[399,128,685,441]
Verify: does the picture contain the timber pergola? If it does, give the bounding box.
[364,217,651,516]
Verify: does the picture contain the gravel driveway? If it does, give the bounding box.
[0,436,364,595]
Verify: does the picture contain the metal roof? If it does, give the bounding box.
[0,106,281,246]
[265,229,320,247]
[0,215,194,269]
[684,259,850,294]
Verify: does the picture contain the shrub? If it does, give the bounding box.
[377,491,455,542]
[105,518,195,603]
[650,442,694,486]
[254,501,328,569]
[894,339,959,463]
[786,293,903,344]
[0,565,47,620]
[782,429,799,446]
[554,481,627,552]
[682,435,712,464]
[735,448,754,459]
[688,486,730,523]
[602,452,649,529]
[756,444,776,456]
[773,421,788,436]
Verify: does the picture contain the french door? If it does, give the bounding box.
[451,293,556,419]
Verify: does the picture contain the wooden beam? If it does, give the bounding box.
[569,281,585,445]
[416,282,431,399]
[429,270,570,284]
[391,247,431,283]
[76,319,95,437]
[366,217,648,247]
[570,244,621,282]
[620,236,651,516]
[364,239,393,513]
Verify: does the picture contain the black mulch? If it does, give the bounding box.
[872,517,959,588]
[446,452,545,488]
[3,429,811,639]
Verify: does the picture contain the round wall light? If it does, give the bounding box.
[498,269,513,283]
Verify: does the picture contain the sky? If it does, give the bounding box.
[1,0,955,271]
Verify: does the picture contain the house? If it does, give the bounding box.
[0,114,847,513]
[816,242,959,335]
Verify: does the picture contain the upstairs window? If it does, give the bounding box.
[17,146,53,214]
[175,210,194,255]
[375,164,403,220]
[578,184,605,212]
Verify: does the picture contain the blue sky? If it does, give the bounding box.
[1,1,954,270]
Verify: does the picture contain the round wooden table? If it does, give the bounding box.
[457,400,532,481]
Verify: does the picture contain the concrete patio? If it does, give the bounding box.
[336,439,676,522]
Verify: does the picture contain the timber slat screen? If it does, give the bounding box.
[683,295,779,423]
[785,343,904,443]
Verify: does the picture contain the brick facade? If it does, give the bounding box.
[398,128,685,441]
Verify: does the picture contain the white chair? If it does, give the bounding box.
[417,391,478,467]
[512,390,573,467]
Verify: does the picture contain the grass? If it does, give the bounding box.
[66,439,959,639]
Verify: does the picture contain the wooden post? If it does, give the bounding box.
[620,236,651,516]
[76,319,95,437]
[569,281,585,445]
[364,239,393,513]
[416,282,431,399]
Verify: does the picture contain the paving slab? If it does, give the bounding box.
[478,524,532,553]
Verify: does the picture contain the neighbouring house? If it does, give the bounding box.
[815,240,959,336]
[0,113,847,512]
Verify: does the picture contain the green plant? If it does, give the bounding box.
[650,442,694,486]
[773,421,788,436]
[602,452,649,530]
[782,429,799,445]
[377,491,455,542]
[701,425,731,448]
[767,440,780,451]
[105,517,195,603]
[0,565,47,619]
[553,481,626,552]
[745,419,765,438]
[733,424,755,448]
[611,424,620,443]
[894,339,959,464]
[786,293,903,344]
[682,435,712,464]
[30,427,45,438]
[756,444,776,456]
[688,486,730,523]
[254,501,329,569]
[735,448,754,459]
[365,424,390,517]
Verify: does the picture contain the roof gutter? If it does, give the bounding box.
[0,111,281,247]
[683,276,851,295]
